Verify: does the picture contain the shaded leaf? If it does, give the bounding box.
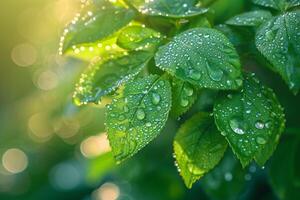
[117,25,163,51]
[130,0,208,18]
[106,75,171,163]
[60,0,135,53]
[73,51,153,105]
[155,28,243,90]
[174,112,228,188]
[255,11,300,94]
[226,10,272,27]
[214,73,285,167]
[170,78,198,117]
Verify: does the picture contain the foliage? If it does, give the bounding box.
[59,0,300,192]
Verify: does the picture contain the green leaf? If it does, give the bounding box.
[117,25,163,51]
[226,10,272,27]
[174,112,227,188]
[155,28,243,90]
[73,51,153,105]
[170,78,198,117]
[59,0,135,54]
[62,35,124,61]
[252,0,300,11]
[255,11,300,94]
[106,74,172,163]
[130,0,208,18]
[214,73,285,167]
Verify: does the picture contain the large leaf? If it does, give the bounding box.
[214,73,285,167]
[226,10,272,27]
[155,28,243,90]
[106,75,172,163]
[170,78,198,117]
[117,25,163,51]
[73,51,153,105]
[252,0,300,11]
[173,112,228,188]
[255,11,300,94]
[130,0,208,18]
[59,0,135,54]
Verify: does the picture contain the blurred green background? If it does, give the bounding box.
[0,0,299,200]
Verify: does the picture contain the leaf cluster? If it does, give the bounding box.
[59,0,300,188]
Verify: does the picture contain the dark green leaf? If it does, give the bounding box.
[174,112,228,188]
[73,51,153,105]
[252,0,300,11]
[255,11,300,94]
[106,75,171,163]
[214,73,285,167]
[170,78,198,117]
[155,28,243,90]
[130,0,208,18]
[117,25,163,51]
[60,1,135,53]
[226,10,272,27]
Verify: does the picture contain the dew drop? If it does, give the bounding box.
[151,93,161,105]
[189,70,201,80]
[206,62,223,81]
[136,109,145,120]
[255,120,264,129]
[180,99,189,107]
[229,117,246,135]
[183,85,194,96]
[256,136,266,145]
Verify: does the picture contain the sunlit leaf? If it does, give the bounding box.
[73,51,153,105]
[170,78,198,117]
[106,75,171,163]
[60,0,135,54]
[174,112,228,188]
[255,11,300,94]
[214,73,285,167]
[130,0,208,18]
[155,28,243,90]
[226,10,272,27]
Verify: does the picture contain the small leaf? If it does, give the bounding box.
[170,78,198,117]
[214,73,285,167]
[106,75,172,163]
[130,0,208,18]
[60,1,135,54]
[174,112,228,188]
[117,25,163,51]
[155,28,243,90]
[255,11,300,94]
[73,51,153,105]
[226,10,272,27]
[252,0,300,11]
